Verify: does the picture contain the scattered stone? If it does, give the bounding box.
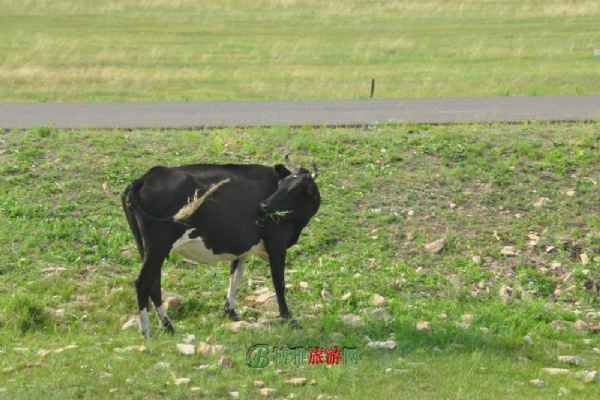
[164,294,183,312]
[245,295,257,302]
[254,381,265,388]
[54,345,78,354]
[332,332,344,343]
[524,335,533,345]
[557,341,572,349]
[558,387,571,396]
[299,282,309,289]
[542,368,571,375]
[373,294,387,306]
[472,255,482,264]
[455,320,470,330]
[260,388,278,397]
[114,345,147,353]
[154,362,170,369]
[256,291,277,303]
[580,254,590,265]
[498,285,514,303]
[177,344,196,355]
[46,308,65,322]
[286,378,307,386]
[558,355,585,366]
[183,334,197,344]
[577,370,600,383]
[501,246,517,256]
[546,246,556,253]
[174,378,191,386]
[580,339,592,346]
[573,320,590,333]
[42,267,67,274]
[533,197,550,208]
[121,316,139,331]
[204,335,216,343]
[367,340,396,350]
[320,289,331,300]
[228,321,265,332]
[593,348,600,354]
[529,379,546,388]
[248,277,267,286]
[369,309,392,322]
[255,287,270,295]
[219,356,233,368]
[14,348,29,352]
[341,313,365,328]
[461,314,475,323]
[552,320,572,330]
[416,321,430,331]
[230,391,240,399]
[198,342,226,357]
[566,189,576,197]
[425,237,446,254]
[340,292,352,301]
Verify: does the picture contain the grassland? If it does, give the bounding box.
[1,123,599,399]
[1,0,599,102]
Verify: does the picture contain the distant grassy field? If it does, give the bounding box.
[1,0,599,102]
[1,124,600,398]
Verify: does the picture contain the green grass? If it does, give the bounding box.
[1,123,600,398]
[1,0,599,102]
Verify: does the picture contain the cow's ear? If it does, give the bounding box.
[274,164,291,179]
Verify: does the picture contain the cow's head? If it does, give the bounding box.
[259,163,321,222]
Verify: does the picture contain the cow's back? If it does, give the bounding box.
[134,163,279,255]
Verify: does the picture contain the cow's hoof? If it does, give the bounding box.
[161,323,175,334]
[224,309,239,321]
[289,319,302,330]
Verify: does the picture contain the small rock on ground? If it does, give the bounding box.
[260,388,278,397]
[286,378,307,386]
[416,321,430,331]
[367,340,396,350]
[425,237,446,254]
[558,355,585,366]
[174,378,191,385]
[177,344,196,355]
[529,379,546,388]
[372,294,387,306]
[542,368,570,375]
[577,370,600,383]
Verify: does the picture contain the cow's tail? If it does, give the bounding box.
[172,178,230,223]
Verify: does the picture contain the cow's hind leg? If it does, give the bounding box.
[223,257,246,320]
[150,275,175,334]
[135,242,171,338]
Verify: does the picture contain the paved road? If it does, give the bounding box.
[1,95,599,130]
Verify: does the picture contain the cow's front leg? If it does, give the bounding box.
[223,257,245,320]
[268,251,294,321]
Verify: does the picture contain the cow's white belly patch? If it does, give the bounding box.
[172,228,268,264]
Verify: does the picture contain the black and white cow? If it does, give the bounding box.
[121,157,321,337]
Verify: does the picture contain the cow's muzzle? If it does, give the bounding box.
[258,201,274,216]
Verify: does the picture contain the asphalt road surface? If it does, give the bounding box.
[1,95,599,130]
